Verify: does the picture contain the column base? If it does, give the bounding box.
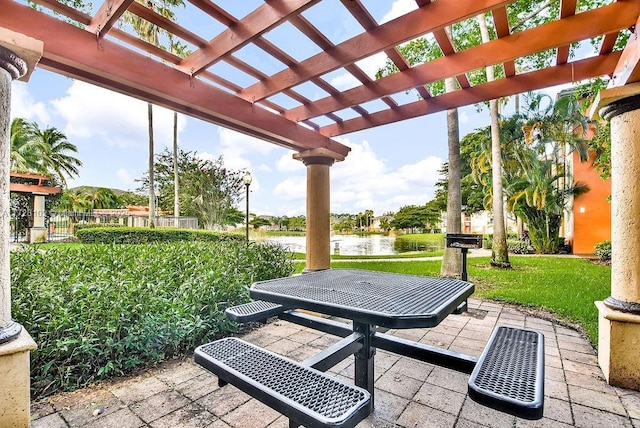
[27,227,46,243]
[0,327,37,427]
[596,301,640,390]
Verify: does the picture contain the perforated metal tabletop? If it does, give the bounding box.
[250,269,474,329]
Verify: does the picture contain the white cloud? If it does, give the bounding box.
[50,81,185,148]
[276,151,305,173]
[273,176,306,202]
[380,0,418,24]
[270,138,443,215]
[116,168,135,188]
[216,127,277,172]
[10,82,50,123]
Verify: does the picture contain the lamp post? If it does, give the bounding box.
[243,171,252,242]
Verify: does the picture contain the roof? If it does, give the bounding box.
[2,0,639,160]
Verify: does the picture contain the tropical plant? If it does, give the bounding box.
[507,154,588,253]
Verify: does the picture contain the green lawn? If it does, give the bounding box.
[325,256,610,345]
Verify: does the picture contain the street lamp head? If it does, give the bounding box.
[243,171,252,186]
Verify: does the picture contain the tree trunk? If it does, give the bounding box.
[148,102,155,229]
[440,76,462,278]
[478,13,510,268]
[173,111,180,227]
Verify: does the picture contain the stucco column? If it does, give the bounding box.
[294,148,345,271]
[0,30,41,427]
[591,83,640,389]
[27,194,47,243]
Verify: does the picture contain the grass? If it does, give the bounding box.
[324,255,610,345]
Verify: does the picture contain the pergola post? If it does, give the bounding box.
[592,83,640,390]
[27,193,47,243]
[0,30,41,427]
[293,148,345,272]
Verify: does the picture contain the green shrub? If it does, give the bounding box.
[595,240,612,261]
[507,239,533,254]
[75,227,244,244]
[11,241,293,398]
[73,223,126,233]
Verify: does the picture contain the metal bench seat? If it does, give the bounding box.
[195,338,371,428]
[468,326,545,420]
[225,300,286,323]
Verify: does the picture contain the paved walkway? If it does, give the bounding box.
[31,298,640,428]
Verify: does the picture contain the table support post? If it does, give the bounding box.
[353,322,375,411]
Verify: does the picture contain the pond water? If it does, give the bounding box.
[263,234,399,256]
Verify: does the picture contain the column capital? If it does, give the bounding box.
[589,82,640,121]
[293,148,346,166]
[0,28,43,82]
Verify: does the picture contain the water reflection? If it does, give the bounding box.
[264,235,398,256]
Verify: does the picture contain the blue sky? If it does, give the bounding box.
[8,0,567,217]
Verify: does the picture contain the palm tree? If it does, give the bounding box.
[10,118,82,184]
[10,118,42,173]
[506,153,588,253]
[169,40,190,221]
[57,190,93,225]
[476,12,510,268]
[124,0,185,227]
[90,188,121,209]
[30,123,82,185]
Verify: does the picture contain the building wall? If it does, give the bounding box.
[571,150,611,255]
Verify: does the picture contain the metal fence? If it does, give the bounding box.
[10,211,200,242]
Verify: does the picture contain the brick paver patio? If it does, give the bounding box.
[30,298,640,427]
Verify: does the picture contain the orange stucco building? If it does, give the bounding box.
[568,150,612,255]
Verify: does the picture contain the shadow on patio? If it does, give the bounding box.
[30,298,640,428]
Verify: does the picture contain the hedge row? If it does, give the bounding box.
[75,227,244,244]
[11,241,293,398]
[73,223,126,232]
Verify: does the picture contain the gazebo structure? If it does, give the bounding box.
[9,172,62,242]
[0,0,639,425]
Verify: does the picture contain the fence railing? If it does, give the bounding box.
[10,211,200,242]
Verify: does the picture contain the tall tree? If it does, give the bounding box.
[477,12,510,268]
[168,40,190,221]
[124,0,185,227]
[139,148,244,229]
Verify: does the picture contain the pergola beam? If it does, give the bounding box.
[238,0,513,102]
[319,53,621,136]
[285,1,639,123]
[610,14,640,87]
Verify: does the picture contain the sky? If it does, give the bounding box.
[8,0,569,218]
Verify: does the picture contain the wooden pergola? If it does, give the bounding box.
[1,0,638,156]
[1,1,640,426]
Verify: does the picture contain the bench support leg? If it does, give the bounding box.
[354,322,375,412]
